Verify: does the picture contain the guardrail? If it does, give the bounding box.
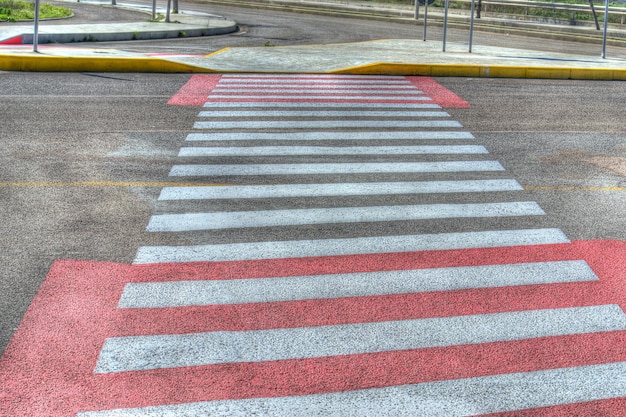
[426,0,626,25]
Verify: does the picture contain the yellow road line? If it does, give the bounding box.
[0,181,231,187]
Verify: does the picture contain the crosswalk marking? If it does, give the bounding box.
[203,102,441,108]
[186,131,475,141]
[193,120,459,129]
[118,260,597,307]
[78,361,626,417]
[94,305,625,372]
[197,110,449,117]
[210,89,425,94]
[133,228,570,263]
[217,74,407,79]
[169,161,505,176]
[157,179,523,200]
[3,75,623,417]
[205,95,432,101]
[146,202,545,232]
[178,145,488,156]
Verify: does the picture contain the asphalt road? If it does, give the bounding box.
[40,0,626,58]
[1,71,625,359]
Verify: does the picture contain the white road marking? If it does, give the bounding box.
[118,260,597,307]
[205,95,432,101]
[146,202,545,232]
[210,89,424,94]
[197,110,449,117]
[185,131,474,141]
[193,120,459,129]
[168,161,504,177]
[94,305,625,372]
[158,179,523,200]
[203,102,441,108]
[133,228,569,263]
[177,145,488,157]
[78,361,626,416]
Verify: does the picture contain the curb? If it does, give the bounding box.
[2,53,625,80]
[0,53,213,72]
[332,62,626,80]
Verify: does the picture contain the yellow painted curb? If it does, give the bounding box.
[0,54,217,73]
[331,62,626,80]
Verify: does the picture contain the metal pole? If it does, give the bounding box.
[152,0,157,20]
[422,2,428,41]
[166,0,172,22]
[602,0,609,58]
[442,0,449,52]
[414,0,419,20]
[33,0,40,52]
[469,0,476,52]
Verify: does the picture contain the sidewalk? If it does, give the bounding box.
[0,0,625,78]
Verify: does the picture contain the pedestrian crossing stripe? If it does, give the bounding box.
[167,75,470,108]
[1,241,625,416]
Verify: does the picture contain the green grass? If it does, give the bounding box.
[0,0,72,22]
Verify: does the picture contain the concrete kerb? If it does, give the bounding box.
[331,62,626,80]
[0,1,625,79]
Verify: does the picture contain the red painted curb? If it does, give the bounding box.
[0,35,24,45]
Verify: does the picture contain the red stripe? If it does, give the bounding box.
[407,76,471,108]
[0,35,24,45]
[1,240,625,415]
[167,74,221,106]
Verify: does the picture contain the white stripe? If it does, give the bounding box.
[219,74,406,79]
[197,110,449,117]
[133,228,569,263]
[217,79,411,84]
[94,305,625,372]
[78,361,626,417]
[186,131,474,141]
[158,179,523,200]
[210,89,423,94]
[118,260,597,307]
[206,95,431,100]
[146,202,545,232]
[193,120,459,130]
[168,161,504,177]
[213,84,414,88]
[202,102,441,108]
[177,145,488,157]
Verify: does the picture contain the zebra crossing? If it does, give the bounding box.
[2,74,624,416]
[85,74,623,415]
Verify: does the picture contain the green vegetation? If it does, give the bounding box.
[0,0,71,22]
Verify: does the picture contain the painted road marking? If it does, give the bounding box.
[168,161,504,176]
[146,202,545,232]
[94,305,626,372]
[5,76,623,417]
[197,110,450,117]
[178,145,489,157]
[203,102,441,108]
[217,78,411,84]
[210,89,425,94]
[78,361,626,417]
[193,120,459,129]
[118,260,597,307]
[205,95,432,101]
[186,131,475,141]
[158,179,523,200]
[219,74,406,79]
[2,241,626,416]
[133,228,570,263]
